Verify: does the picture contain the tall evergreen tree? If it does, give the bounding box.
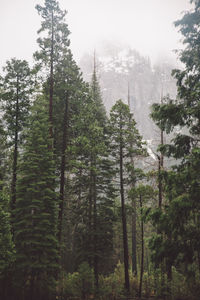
[90,54,106,126]
[110,99,144,294]
[35,0,70,138]
[88,58,111,288]
[110,100,130,293]
[65,67,116,288]
[0,119,14,300]
[128,86,138,275]
[150,0,200,284]
[52,50,84,245]
[0,59,34,214]
[14,96,58,300]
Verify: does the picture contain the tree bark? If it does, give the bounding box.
[128,87,137,275]
[158,129,164,209]
[88,165,93,267]
[139,194,144,299]
[49,11,54,139]
[93,164,99,289]
[132,198,137,275]
[120,124,130,294]
[11,75,19,212]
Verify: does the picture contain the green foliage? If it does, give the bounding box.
[90,61,107,125]
[62,65,116,280]
[53,50,87,164]
[98,262,125,299]
[1,0,200,299]
[151,98,186,134]
[0,58,35,214]
[0,190,15,273]
[63,262,94,299]
[149,1,200,292]
[0,58,34,141]
[63,261,139,300]
[110,99,145,190]
[14,96,59,300]
[0,189,15,300]
[35,0,70,68]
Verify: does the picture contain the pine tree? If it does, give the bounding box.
[110,99,144,294]
[130,184,154,298]
[0,58,34,214]
[52,50,85,245]
[88,58,112,288]
[0,117,14,300]
[35,0,70,138]
[150,0,200,284]
[90,54,106,126]
[127,85,146,275]
[65,68,116,288]
[14,96,58,300]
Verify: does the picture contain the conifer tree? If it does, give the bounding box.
[14,96,58,300]
[0,114,14,300]
[66,67,116,288]
[35,0,70,137]
[88,58,111,288]
[0,59,34,214]
[110,100,130,293]
[110,99,144,294]
[52,50,85,245]
[90,54,106,126]
[150,0,200,283]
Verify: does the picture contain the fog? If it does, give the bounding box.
[0,0,193,68]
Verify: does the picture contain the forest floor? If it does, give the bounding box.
[115,297,156,300]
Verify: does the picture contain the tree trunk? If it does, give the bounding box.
[120,128,130,294]
[128,88,137,275]
[132,198,137,275]
[49,11,54,139]
[139,194,144,299]
[11,75,19,213]
[198,251,200,276]
[88,165,93,267]
[158,129,164,208]
[58,93,69,243]
[93,165,99,289]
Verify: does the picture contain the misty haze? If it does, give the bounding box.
[0,1,199,300]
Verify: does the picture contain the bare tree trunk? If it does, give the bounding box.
[139,194,144,299]
[132,198,137,275]
[88,165,93,267]
[120,128,130,294]
[128,85,137,276]
[158,129,164,209]
[11,75,19,214]
[49,11,54,139]
[158,129,165,293]
[93,166,99,289]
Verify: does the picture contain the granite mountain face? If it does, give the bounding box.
[79,45,177,140]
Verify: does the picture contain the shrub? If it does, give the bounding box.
[63,262,94,299]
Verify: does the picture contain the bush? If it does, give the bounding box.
[63,262,94,299]
[98,262,124,299]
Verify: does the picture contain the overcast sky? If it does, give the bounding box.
[0,0,193,68]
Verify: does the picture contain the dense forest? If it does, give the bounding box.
[0,0,200,299]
